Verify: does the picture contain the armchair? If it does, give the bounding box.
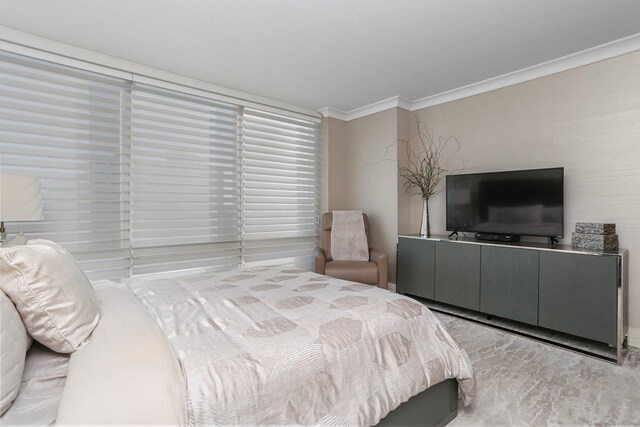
[315,212,388,289]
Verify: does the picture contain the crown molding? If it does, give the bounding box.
[317,107,348,121]
[346,95,412,121]
[411,32,640,111]
[319,96,411,121]
[318,32,640,121]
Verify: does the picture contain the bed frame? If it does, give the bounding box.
[376,378,458,427]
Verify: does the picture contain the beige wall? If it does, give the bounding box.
[406,51,640,333]
[326,117,348,212]
[324,110,400,281]
[396,108,413,236]
[323,50,640,336]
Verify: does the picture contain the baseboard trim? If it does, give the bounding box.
[628,327,640,349]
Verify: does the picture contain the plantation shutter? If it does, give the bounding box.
[130,84,241,276]
[0,50,131,280]
[242,109,319,269]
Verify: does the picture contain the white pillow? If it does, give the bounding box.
[0,291,31,415]
[56,282,188,425]
[0,240,100,353]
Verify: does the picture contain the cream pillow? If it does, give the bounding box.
[0,291,31,415]
[0,240,100,353]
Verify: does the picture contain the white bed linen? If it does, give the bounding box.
[0,343,69,426]
[130,266,476,426]
[0,291,31,416]
[55,281,187,425]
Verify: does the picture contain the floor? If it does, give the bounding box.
[434,312,640,425]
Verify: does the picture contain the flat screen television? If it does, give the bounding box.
[446,167,564,238]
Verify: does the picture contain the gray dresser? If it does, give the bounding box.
[397,235,629,363]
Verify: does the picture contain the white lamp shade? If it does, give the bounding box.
[0,174,44,222]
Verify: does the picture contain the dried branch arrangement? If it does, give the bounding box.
[393,115,461,199]
[382,115,462,236]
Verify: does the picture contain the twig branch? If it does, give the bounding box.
[398,115,462,200]
[373,115,463,200]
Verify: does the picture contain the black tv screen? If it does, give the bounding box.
[446,167,564,237]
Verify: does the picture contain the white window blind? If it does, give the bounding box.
[1,49,320,279]
[242,109,319,270]
[130,84,241,276]
[0,50,131,280]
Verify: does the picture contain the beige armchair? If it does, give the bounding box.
[315,212,388,289]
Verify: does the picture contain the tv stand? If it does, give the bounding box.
[548,236,559,246]
[448,230,459,238]
[396,234,629,364]
[474,232,520,243]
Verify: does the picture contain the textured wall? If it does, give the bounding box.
[324,110,399,281]
[323,51,640,338]
[396,108,413,236]
[326,117,349,212]
[407,51,640,334]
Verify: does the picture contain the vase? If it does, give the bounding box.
[420,197,430,237]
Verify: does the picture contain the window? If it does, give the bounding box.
[130,84,241,275]
[0,50,130,280]
[0,50,320,279]
[242,109,319,270]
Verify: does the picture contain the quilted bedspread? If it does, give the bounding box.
[129,266,476,426]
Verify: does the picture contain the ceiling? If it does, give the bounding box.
[1,0,640,112]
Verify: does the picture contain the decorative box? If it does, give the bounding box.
[571,232,618,251]
[575,222,616,235]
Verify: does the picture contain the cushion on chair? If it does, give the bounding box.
[330,211,369,261]
[324,261,378,285]
[321,212,370,261]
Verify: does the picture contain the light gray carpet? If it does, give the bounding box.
[435,312,640,425]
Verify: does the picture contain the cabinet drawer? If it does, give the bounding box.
[434,241,480,310]
[538,252,618,345]
[480,246,538,325]
[397,238,435,299]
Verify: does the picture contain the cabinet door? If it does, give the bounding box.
[396,238,435,299]
[539,252,618,345]
[481,246,538,325]
[434,241,480,310]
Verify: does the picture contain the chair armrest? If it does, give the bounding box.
[369,248,388,289]
[315,247,326,274]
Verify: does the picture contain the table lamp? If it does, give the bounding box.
[0,174,43,244]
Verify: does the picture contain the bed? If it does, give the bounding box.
[2,261,475,426]
[1,344,70,426]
